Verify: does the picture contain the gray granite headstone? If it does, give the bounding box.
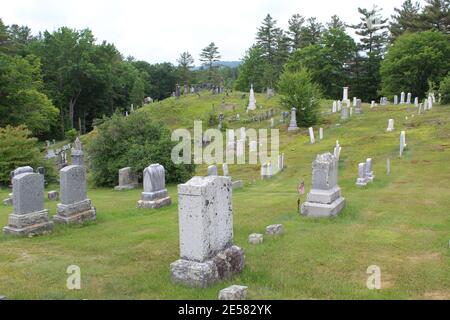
[138,164,171,209]
[115,167,138,190]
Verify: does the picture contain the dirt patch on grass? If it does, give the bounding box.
[407,252,442,264]
[422,290,450,300]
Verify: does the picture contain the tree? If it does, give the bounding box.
[300,17,324,47]
[420,0,450,33]
[350,6,389,101]
[326,15,346,31]
[278,67,322,127]
[0,53,59,139]
[439,72,450,104]
[0,125,56,185]
[235,45,266,92]
[381,31,450,99]
[177,51,194,86]
[200,42,221,85]
[389,0,422,40]
[287,14,305,51]
[87,111,195,187]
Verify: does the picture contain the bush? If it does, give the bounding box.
[0,125,56,185]
[87,111,196,187]
[277,67,322,127]
[439,73,450,104]
[65,128,78,142]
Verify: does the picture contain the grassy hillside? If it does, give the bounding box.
[0,92,449,299]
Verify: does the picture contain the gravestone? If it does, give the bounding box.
[170,176,244,287]
[337,100,342,111]
[114,167,138,190]
[3,173,53,236]
[247,84,256,111]
[266,224,284,235]
[400,92,405,104]
[407,93,411,104]
[365,158,374,182]
[53,165,96,224]
[400,131,406,156]
[371,101,375,108]
[278,153,285,171]
[248,233,263,244]
[387,158,391,175]
[342,87,348,101]
[334,140,341,161]
[308,127,315,144]
[218,285,248,300]
[353,97,357,107]
[71,137,84,166]
[137,164,171,209]
[13,166,33,176]
[356,163,368,186]
[394,95,398,105]
[48,190,59,201]
[355,99,362,114]
[301,153,346,217]
[414,97,419,107]
[288,108,299,132]
[222,163,229,177]
[208,165,218,176]
[341,106,349,120]
[387,119,395,132]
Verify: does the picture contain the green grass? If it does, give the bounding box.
[0,93,449,300]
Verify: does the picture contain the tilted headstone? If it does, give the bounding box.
[115,167,138,190]
[3,173,53,236]
[301,153,346,217]
[137,164,171,209]
[356,163,368,187]
[170,176,244,287]
[288,108,299,132]
[53,165,96,224]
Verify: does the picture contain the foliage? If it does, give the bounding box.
[234,46,266,92]
[0,125,55,185]
[65,128,78,142]
[439,72,450,104]
[87,111,196,187]
[277,67,322,127]
[380,31,450,98]
[177,51,194,86]
[0,52,59,139]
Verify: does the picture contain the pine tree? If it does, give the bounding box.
[287,14,305,51]
[326,15,346,31]
[199,42,221,85]
[389,0,422,41]
[300,17,324,48]
[177,51,194,86]
[420,0,449,33]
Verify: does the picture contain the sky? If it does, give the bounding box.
[1,0,424,64]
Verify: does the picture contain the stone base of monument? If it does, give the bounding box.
[356,178,368,187]
[114,184,138,191]
[287,126,299,132]
[366,174,374,183]
[232,180,243,190]
[170,245,245,288]
[137,189,171,209]
[301,196,346,218]
[3,209,54,236]
[53,199,96,224]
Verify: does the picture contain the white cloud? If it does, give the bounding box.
[1,0,425,64]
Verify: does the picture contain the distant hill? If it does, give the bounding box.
[192,60,241,70]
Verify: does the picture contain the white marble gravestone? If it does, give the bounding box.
[247,84,256,111]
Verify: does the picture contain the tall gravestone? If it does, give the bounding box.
[53,165,96,224]
[170,176,245,287]
[355,99,362,114]
[356,163,368,186]
[288,108,299,132]
[341,106,349,120]
[114,167,138,190]
[137,164,171,209]
[301,153,346,217]
[3,173,53,236]
[71,137,84,166]
[247,84,256,111]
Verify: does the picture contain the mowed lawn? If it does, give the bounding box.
[0,97,449,300]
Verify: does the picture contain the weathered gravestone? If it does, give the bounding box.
[247,84,256,111]
[218,285,248,300]
[207,165,218,176]
[170,176,245,287]
[71,137,84,166]
[365,158,375,182]
[301,153,346,217]
[288,108,299,132]
[114,167,138,190]
[341,106,349,120]
[53,165,96,224]
[137,164,171,209]
[356,163,368,187]
[3,173,53,236]
[355,99,363,114]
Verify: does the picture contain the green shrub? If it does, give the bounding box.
[65,128,78,142]
[277,67,322,127]
[439,73,450,104]
[87,111,196,187]
[0,125,56,185]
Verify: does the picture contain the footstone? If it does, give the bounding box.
[248,233,263,244]
[47,190,59,201]
[3,173,53,236]
[232,180,243,190]
[365,158,374,182]
[54,165,96,224]
[301,153,346,218]
[265,224,283,235]
[114,167,138,190]
[137,164,171,209]
[356,163,368,186]
[207,165,218,176]
[218,285,248,300]
[3,198,12,206]
[0,296,7,300]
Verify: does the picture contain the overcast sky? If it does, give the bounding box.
[2,0,424,64]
